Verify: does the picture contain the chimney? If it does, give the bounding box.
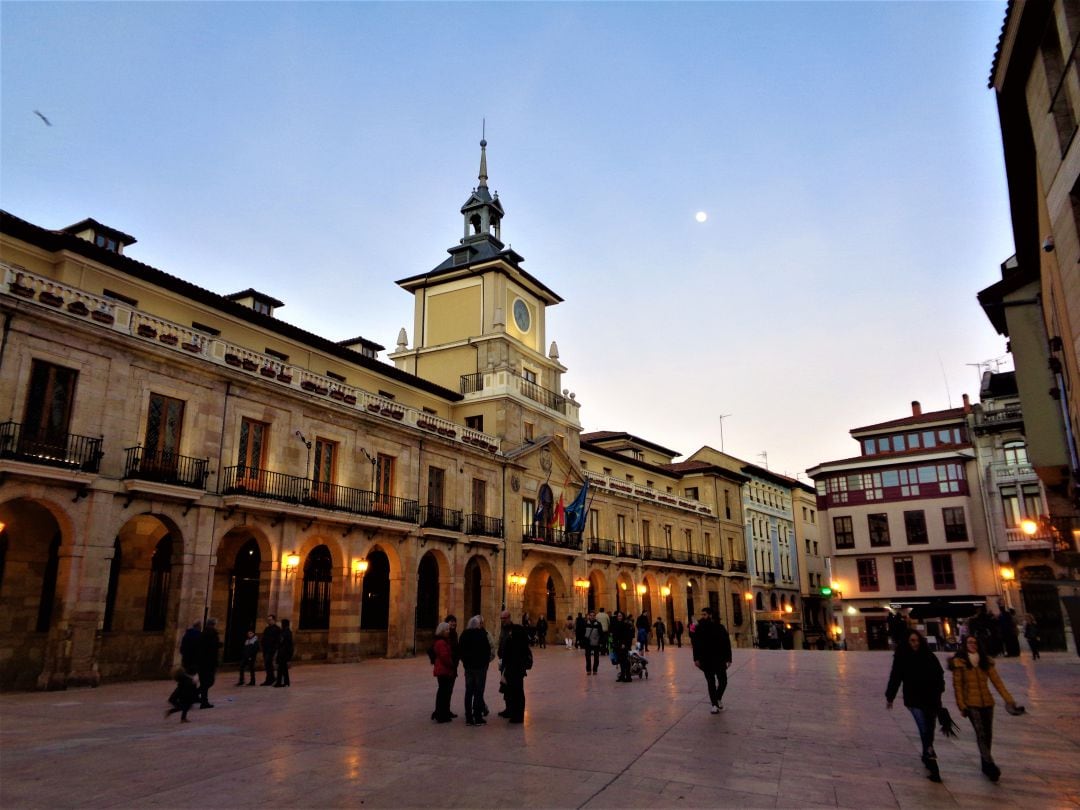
[911,400,922,416]
[962,393,971,413]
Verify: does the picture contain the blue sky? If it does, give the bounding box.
[1,1,1013,479]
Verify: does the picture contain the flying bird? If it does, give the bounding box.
[34,110,52,126]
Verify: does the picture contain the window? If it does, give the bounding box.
[237,418,268,489]
[253,300,271,315]
[723,490,731,519]
[1001,486,1021,527]
[326,371,346,382]
[813,541,818,555]
[102,288,137,306]
[1022,485,1043,520]
[617,515,626,544]
[704,532,711,556]
[834,516,854,549]
[931,554,956,589]
[663,525,673,553]
[684,528,693,553]
[626,474,634,483]
[465,415,484,432]
[377,390,395,400]
[588,509,599,539]
[471,478,486,517]
[144,393,185,472]
[903,510,927,545]
[893,557,916,591]
[641,520,651,546]
[731,593,743,626]
[312,438,336,500]
[191,321,220,336]
[685,487,699,500]
[522,368,537,384]
[943,507,968,542]
[1002,441,1028,466]
[427,466,444,508]
[868,514,891,547]
[375,454,394,503]
[24,360,78,445]
[265,348,289,362]
[810,509,815,524]
[524,422,534,442]
[857,558,879,591]
[522,498,535,536]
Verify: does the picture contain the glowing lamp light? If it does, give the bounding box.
[846,606,858,615]
[1000,566,1016,581]
[574,578,590,590]
[284,552,300,578]
[784,604,793,613]
[636,584,647,596]
[620,582,628,591]
[352,558,369,581]
[832,624,842,635]
[831,581,841,591]
[1020,519,1038,536]
[744,591,754,601]
[660,586,671,598]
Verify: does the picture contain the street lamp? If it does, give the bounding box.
[284,552,300,579]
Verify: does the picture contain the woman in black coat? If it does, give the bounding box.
[886,630,945,782]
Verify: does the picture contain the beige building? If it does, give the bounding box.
[981,0,1080,613]
[791,483,830,644]
[0,143,761,690]
[807,400,998,651]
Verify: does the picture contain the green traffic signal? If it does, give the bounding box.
[820,587,833,596]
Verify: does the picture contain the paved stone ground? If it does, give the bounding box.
[1,644,1078,809]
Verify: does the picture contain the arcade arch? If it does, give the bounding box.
[209,526,273,662]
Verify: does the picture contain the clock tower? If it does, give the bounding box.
[389,139,580,446]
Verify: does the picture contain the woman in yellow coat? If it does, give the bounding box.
[951,634,1020,782]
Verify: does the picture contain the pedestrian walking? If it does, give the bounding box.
[459,615,491,726]
[636,612,650,652]
[260,614,282,686]
[575,612,587,649]
[950,634,1024,782]
[1023,615,1041,660]
[431,621,456,722]
[886,630,948,782]
[179,620,201,675]
[564,615,575,649]
[196,617,221,708]
[535,615,548,649]
[610,610,634,682]
[690,607,732,713]
[674,619,684,648]
[498,610,532,723]
[273,618,293,687]
[653,617,666,652]
[165,668,198,723]
[582,610,603,675]
[236,629,259,686]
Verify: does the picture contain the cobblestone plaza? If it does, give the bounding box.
[2,647,1077,809]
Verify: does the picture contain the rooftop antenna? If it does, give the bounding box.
[718,413,732,452]
[758,450,769,469]
[965,357,1008,391]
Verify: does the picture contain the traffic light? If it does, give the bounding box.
[819,586,833,597]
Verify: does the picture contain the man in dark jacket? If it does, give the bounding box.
[179,620,201,675]
[273,618,293,687]
[691,607,732,713]
[459,616,492,725]
[610,611,635,682]
[261,615,282,686]
[498,610,531,723]
[197,617,222,708]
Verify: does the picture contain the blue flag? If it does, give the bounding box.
[563,479,590,534]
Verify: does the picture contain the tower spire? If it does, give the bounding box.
[478,120,488,190]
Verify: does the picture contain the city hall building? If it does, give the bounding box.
[0,143,769,690]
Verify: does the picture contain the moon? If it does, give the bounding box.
[695,211,707,223]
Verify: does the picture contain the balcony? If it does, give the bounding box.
[460,371,581,422]
[3,263,501,455]
[973,407,1023,434]
[584,470,714,517]
[220,466,419,523]
[465,514,503,538]
[616,542,641,559]
[728,560,748,574]
[585,538,615,556]
[990,461,1040,484]
[764,572,776,584]
[420,505,463,532]
[0,421,103,473]
[1003,527,1055,552]
[123,446,208,490]
[522,529,583,551]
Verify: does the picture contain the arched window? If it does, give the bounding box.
[416,553,439,629]
[546,576,556,621]
[103,537,121,632]
[360,550,390,630]
[299,545,333,630]
[770,592,778,610]
[1003,441,1028,466]
[756,592,764,611]
[143,535,172,631]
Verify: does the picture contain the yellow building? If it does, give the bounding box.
[0,142,755,690]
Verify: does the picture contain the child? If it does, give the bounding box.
[237,629,259,685]
[165,668,198,723]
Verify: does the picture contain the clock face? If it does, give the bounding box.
[513,298,531,332]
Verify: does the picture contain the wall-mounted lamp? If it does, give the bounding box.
[353,557,369,582]
[574,577,590,592]
[784,604,794,614]
[1000,565,1016,581]
[619,581,627,591]
[846,606,858,616]
[636,584,647,596]
[508,573,527,593]
[1020,519,1038,537]
[284,552,300,578]
[660,585,671,598]
[744,591,754,602]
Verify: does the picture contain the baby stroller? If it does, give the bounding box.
[628,646,649,680]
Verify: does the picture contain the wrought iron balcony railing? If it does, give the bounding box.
[585,538,615,556]
[465,514,503,538]
[0,421,103,473]
[522,528,583,550]
[221,466,419,523]
[123,446,208,490]
[421,505,463,532]
[728,560,748,573]
[616,542,641,559]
